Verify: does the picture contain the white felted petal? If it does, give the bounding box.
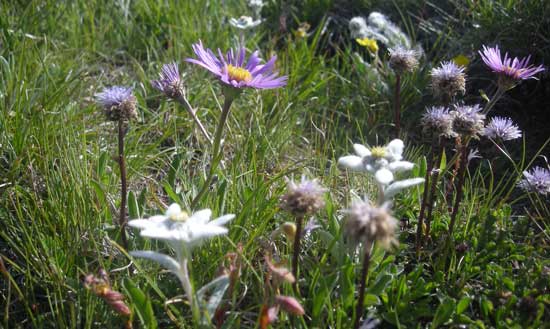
[190,209,212,224]
[375,168,394,185]
[183,225,228,246]
[353,144,371,157]
[140,227,178,240]
[386,139,404,161]
[209,214,235,226]
[148,215,169,223]
[388,161,415,172]
[383,178,425,200]
[338,156,366,172]
[128,219,161,230]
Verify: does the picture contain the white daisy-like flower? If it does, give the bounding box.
[229,16,263,30]
[338,139,414,185]
[129,203,234,251]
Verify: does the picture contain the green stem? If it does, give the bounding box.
[191,95,234,209]
[175,94,213,145]
[180,258,201,325]
[416,136,437,254]
[482,86,505,115]
[394,74,402,137]
[448,139,469,238]
[425,142,445,241]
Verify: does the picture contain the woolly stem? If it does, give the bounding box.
[416,136,437,254]
[291,215,303,293]
[448,140,469,238]
[393,74,402,137]
[354,243,371,329]
[191,95,234,209]
[180,257,200,325]
[425,142,445,241]
[117,118,128,249]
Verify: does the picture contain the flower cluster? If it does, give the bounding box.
[344,199,398,250]
[483,116,522,141]
[280,176,327,217]
[518,166,550,196]
[421,106,455,138]
[95,86,137,121]
[431,61,466,100]
[229,16,262,30]
[349,12,414,50]
[450,104,486,139]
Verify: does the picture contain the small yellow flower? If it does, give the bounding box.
[356,37,379,54]
[452,54,470,67]
[293,22,311,39]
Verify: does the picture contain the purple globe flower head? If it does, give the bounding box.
[151,62,183,99]
[483,116,522,141]
[450,104,486,139]
[518,166,550,196]
[421,106,455,138]
[186,40,287,93]
[95,86,137,121]
[479,45,545,89]
[431,61,466,100]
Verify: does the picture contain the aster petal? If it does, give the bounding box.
[338,156,366,172]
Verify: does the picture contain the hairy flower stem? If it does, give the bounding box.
[482,86,506,115]
[180,258,201,324]
[354,244,371,329]
[416,136,437,254]
[424,142,445,241]
[446,136,462,200]
[393,74,402,137]
[118,119,128,249]
[175,94,213,145]
[191,96,234,209]
[291,215,303,293]
[448,141,469,238]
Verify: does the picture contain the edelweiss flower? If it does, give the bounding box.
[229,16,263,30]
[338,139,414,185]
[129,203,234,251]
[186,40,287,90]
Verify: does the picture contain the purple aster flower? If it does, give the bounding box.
[185,40,287,90]
[479,45,545,88]
[431,61,466,100]
[518,166,550,196]
[450,104,486,138]
[421,106,455,137]
[95,86,137,121]
[151,62,183,98]
[483,116,522,141]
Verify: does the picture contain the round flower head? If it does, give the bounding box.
[517,166,550,196]
[280,176,327,217]
[479,45,545,90]
[186,40,287,91]
[95,86,137,121]
[421,106,455,138]
[388,46,419,74]
[344,199,398,250]
[450,104,486,139]
[483,116,522,141]
[431,61,466,100]
[151,62,183,99]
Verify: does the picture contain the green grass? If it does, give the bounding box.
[1,0,549,328]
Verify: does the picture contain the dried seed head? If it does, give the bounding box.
[275,295,305,316]
[280,176,327,217]
[344,199,398,250]
[389,46,419,74]
[421,106,455,138]
[95,86,138,121]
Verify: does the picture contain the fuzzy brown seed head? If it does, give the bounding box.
[344,200,398,250]
[389,47,419,74]
[104,95,138,121]
[280,177,326,217]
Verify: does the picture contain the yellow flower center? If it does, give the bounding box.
[227,64,252,83]
[356,37,379,53]
[169,210,189,222]
[370,146,386,158]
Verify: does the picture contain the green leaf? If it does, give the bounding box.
[123,278,157,329]
[431,297,455,328]
[128,191,139,219]
[197,275,230,323]
[456,297,471,315]
[368,274,393,296]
